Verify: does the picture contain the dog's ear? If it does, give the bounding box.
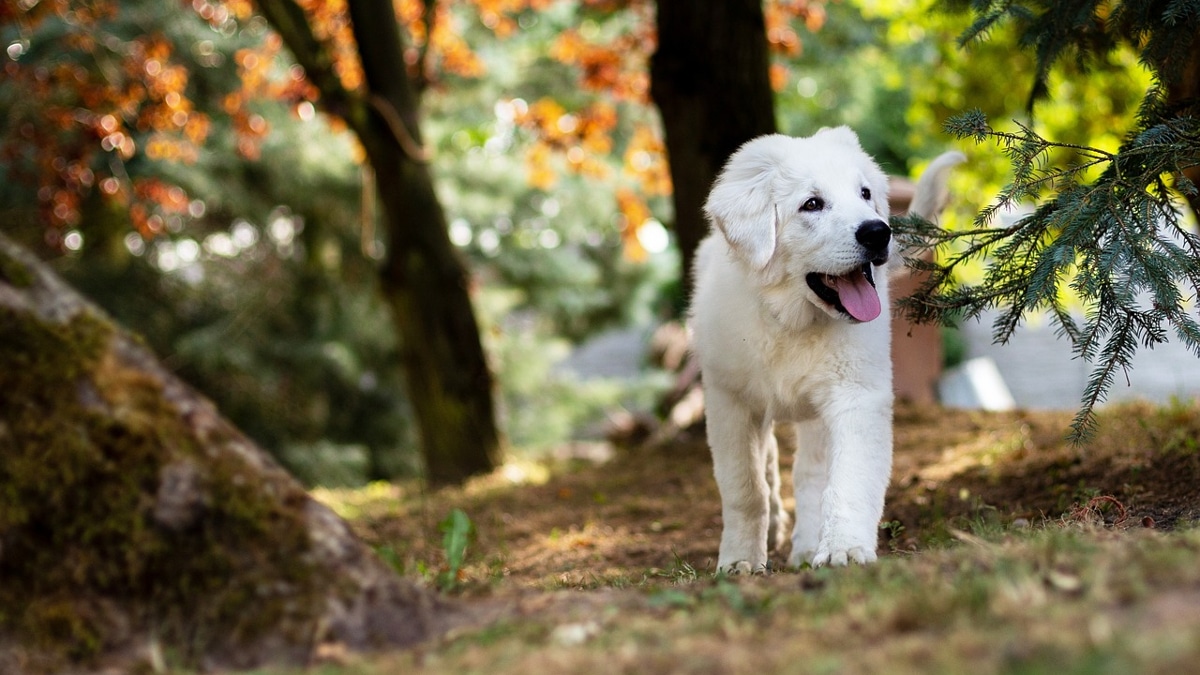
[704,135,785,269]
[813,125,863,150]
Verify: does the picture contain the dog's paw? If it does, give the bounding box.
[718,560,768,576]
[786,548,814,569]
[788,527,820,568]
[810,545,877,568]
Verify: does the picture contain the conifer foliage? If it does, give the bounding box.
[899,0,1200,437]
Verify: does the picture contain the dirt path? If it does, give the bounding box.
[320,401,1200,592]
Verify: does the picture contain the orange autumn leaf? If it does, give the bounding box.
[549,27,651,102]
[526,142,558,190]
[764,0,825,90]
[617,188,651,262]
[622,126,671,197]
[765,4,803,57]
[0,0,221,232]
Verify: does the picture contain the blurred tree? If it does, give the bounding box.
[0,0,416,484]
[649,0,777,294]
[239,0,504,485]
[1,0,845,481]
[900,0,1200,436]
[1,0,502,485]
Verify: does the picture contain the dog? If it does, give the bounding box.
[689,127,963,573]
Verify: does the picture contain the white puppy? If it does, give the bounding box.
[690,127,961,572]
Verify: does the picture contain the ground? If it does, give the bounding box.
[292,400,1200,674]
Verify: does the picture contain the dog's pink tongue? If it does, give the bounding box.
[832,270,881,322]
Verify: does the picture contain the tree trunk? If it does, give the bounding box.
[1167,35,1200,219]
[255,0,502,486]
[0,234,455,672]
[650,0,777,297]
[347,0,502,486]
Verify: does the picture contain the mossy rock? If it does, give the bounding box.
[0,248,34,288]
[0,234,454,672]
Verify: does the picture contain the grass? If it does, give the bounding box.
[247,525,1200,674]
[269,401,1200,674]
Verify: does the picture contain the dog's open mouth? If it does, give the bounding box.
[805,264,881,322]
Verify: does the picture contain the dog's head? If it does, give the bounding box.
[704,127,892,323]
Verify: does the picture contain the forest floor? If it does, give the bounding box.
[281,400,1200,674]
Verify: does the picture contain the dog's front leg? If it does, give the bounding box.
[788,419,830,567]
[811,389,893,566]
[706,386,772,574]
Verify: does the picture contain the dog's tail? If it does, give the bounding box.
[907,151,966,221]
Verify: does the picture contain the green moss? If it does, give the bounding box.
[0,249,34,288]
[22,597,106,660]
[0,306,327,668]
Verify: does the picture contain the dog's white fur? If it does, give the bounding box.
[690,128,962,572]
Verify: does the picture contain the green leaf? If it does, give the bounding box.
[437,508,474,591]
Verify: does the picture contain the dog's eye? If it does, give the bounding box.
[800,197,824,212]
[861,187,872,201]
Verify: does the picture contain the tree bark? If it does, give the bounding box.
[0,234,455,672]
[1167,35,1200,220]
[650,0,777,297]
[256,0,502,485]
[348,0,502,486]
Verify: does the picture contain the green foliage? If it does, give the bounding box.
[776,2,917,171]
[951,0,1200,108]
[899,1,1200,438]
[437,509,475,591]
[2,2,678,483]
[422,5,677,455]
[427,4,676,341]
[0,0,420,484]
[71,182,419,486]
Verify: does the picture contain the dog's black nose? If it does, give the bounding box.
[855,220,891,259]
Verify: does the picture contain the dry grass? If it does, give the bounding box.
[281,400,1200,674]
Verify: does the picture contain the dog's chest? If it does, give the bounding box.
[754,329,840,422]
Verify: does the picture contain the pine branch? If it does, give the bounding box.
[906,109,1200,440]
